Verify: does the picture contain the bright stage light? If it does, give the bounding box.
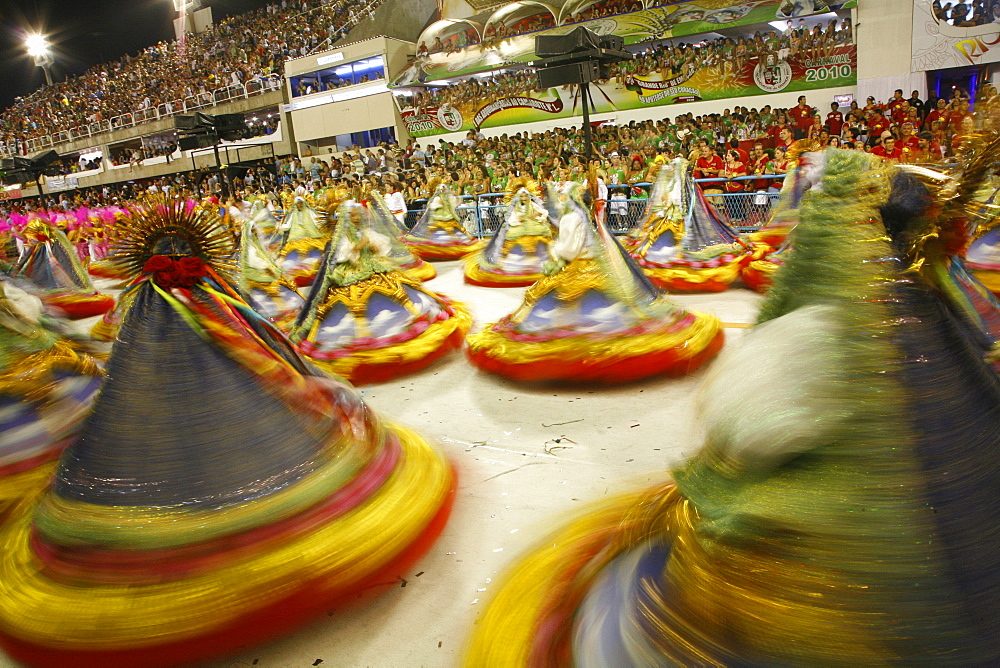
[25,34,50,57]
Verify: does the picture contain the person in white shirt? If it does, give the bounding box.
[385,182,407,226]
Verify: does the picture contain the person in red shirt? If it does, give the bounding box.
[764,146,788,193]
[891,100,912,125]
[925,98,949,128]
[727,138,748,165]
[825,101,844,136]
[898,121,920,154]
[791,95,814,133]
[867,108,890,138]
[749,142,770,192]
[862,96,880,118]
[694,144,724,194]
[915,131,944,161]
[871,136,902,162]
[947,98,973,135]
[885,89,905,117]
[776,126,796,151]
[950,114,976,153]
[722,149,748,222]
[768,117,789,143]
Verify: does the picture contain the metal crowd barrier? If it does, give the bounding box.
[692,176,785,233]
[402,175,785,237]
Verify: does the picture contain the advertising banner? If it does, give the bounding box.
[0,189,23,201]
[398,0,856,85]
[400,44,856,137]
[911,0,1000,71]
[46,176,80,193]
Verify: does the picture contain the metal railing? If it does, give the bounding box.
[403,175,785,237]
[0,74,282,158]
[692,176,785,232]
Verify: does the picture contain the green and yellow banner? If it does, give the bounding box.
[395,0,856,84]
[399,45,857,137]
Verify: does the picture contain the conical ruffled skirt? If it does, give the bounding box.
[463,235,553,288]
[87,258,124,280]
[466,311,723,384]
[403,224,483,261]
[298,299,472,385]
[635,243,767,293]
[279,239,327,287]
[0,424,455,668]
[0,374,102,518]
[465,483,675,667]
[401,257,437,282]
[465,473,997,666]
[43,292,115,320]
[741,255,784,293]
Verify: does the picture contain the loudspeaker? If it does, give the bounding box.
[214,113,247,141]
[599,35,624,52]
[535,27,601,57]
[537,61,606,88]
[215,113,245,129]
[1,156,35,170]
[29,149,58,167]
[175,114,201,131]
[177,112,246,141]
[178,134,218,151]
[2,170,34,186]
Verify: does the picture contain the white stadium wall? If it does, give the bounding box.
[856,0,926,104]
[290,92,401,143]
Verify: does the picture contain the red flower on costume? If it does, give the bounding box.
[143,255,208,288]
[143,255,173,272]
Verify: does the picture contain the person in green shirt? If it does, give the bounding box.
[606,154,627,185]
[492,167,509,193]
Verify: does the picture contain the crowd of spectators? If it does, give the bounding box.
[418,0,642,56]
[350,86,1000,209]
[934,0,1000,26]
[7,85,994,222]
[6,82,997,238]
[0,0,381,150]
[406,20,853,116]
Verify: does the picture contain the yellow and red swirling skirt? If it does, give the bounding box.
[402,220,483,261]
[636,242,769,293]
[297,297,471,385]
[0,423,455,668]
[43,291,115,320]
[467,310,723,384]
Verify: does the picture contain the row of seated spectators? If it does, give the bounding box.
[934,0,1000,26]
[0,0,381,149]
[417,0,644,55]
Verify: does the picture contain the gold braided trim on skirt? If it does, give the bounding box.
[463,254,544,285]
[278,237,328,259]
[643,260,744,286]
[0,342,102,405]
